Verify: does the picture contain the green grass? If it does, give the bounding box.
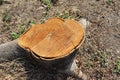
[88,50,108,68]
[86,61,92,68]
[114,60,120,74]
[0,0,4,5]
[27,21,36,26]
[2,13,11,22]
[58,11,71,19]
[10,25,26,40]
[11,32,20,40]
[51,0,58,4]
[101,54,108,67]
[10,21,36,40]
[106,0,111,5]
[41,0,51,10]
[41,0,58,10]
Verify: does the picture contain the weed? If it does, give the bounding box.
[41,0,51,10]
[28,21,36,26]
[106,0,111,5]
[0,0,4,5]
[59,11,71,19]
[114,60,120,74]
[90,50,108,67]
[11,32,20,40]
[51,0,58,5]
[2,13,11,22]
[19,25,26,34]
[41,0,58,10]
[86,61,92,68]
[101,54,108,67]
[10,25,26,40]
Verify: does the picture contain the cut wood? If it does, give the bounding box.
[18,17,85,60]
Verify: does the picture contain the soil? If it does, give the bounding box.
[0,0,120,80]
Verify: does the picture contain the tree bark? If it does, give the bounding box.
[0,40,27,62]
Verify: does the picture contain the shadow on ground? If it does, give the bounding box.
[16,56,83,80]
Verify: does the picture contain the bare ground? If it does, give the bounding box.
[0,0,120,80]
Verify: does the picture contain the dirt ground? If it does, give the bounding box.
[0,0,120,80]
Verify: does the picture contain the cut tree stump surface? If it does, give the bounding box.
[18,18,85,59]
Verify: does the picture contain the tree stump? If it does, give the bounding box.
[18,17,85,76]
[0,17,87,79]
